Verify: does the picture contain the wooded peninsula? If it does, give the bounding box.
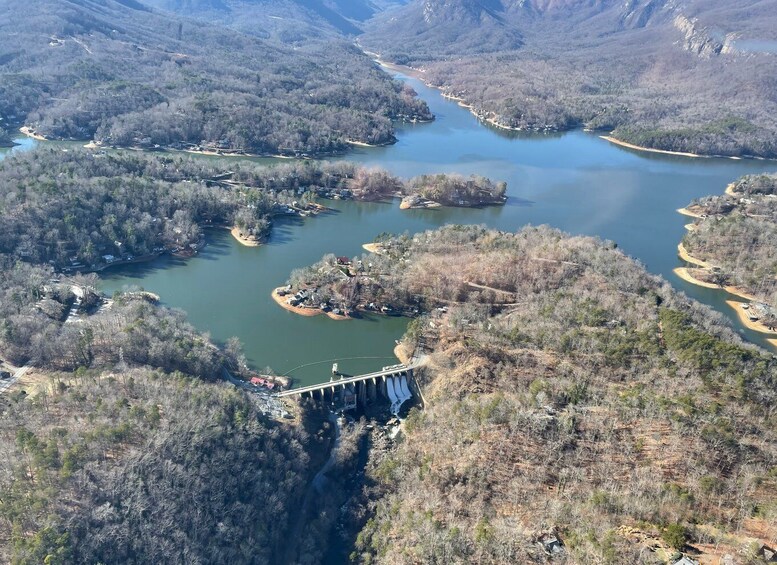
[0,0,431,157]
[0,148,504,272]
[678,173,777,332]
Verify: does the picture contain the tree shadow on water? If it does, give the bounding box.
[504,196,534,207]
[267,216,306,246]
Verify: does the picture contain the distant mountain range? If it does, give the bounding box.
[362,0,777,59]
[141,0,409,40]
[359,0,777,157]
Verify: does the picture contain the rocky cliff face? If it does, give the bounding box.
[673,14,723,56]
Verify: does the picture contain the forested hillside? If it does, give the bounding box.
[0,162,366,563]
[0,254,370,565]
[0,149,273,269]
[0,0,430,156]
[0,256,229,375]
[0,149,506,271]
[295,226,777,563]
[4,222,777,563]
[0,368,317,564]
[0,128,12,147]
[361,0,777,157]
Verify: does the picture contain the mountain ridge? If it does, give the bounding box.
[140,0,409,40]
[0,0,431,156]
[360,0,777,158]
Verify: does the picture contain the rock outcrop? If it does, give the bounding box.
[673,14,723,57]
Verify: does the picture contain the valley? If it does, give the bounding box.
[1,1,776,563]
[360,0,777,159]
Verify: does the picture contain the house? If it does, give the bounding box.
[756,544,776,562]
[536,533,565,556]
[743,303,777,328]
[672,557,699,565]
[336,256,351,266]
[250,376,275,390]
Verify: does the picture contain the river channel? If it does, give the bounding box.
[3,70,777,386]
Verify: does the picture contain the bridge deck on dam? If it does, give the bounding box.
[275,362,419,398]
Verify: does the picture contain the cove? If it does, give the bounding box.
[3,70,777,386]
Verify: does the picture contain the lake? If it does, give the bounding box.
[3,70,777,385]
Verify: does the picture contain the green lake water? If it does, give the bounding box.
[3,71,777,385]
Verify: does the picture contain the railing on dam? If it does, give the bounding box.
[274,361,420,398]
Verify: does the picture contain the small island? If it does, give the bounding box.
[398,174,507,209]
[313,168,507,209]
[676,173,777,334]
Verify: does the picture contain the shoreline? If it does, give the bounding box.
[673,267,720,289]
[677,243,713,268]
[19,126,48,141]
[399,199,441,210]
[230,226,261,247]
[362,48,774,159]
[675,190,766,303]
[178,147,295,160]
[362,242,385,254]
[41,133,396,161]
[674,207,775,341]
[362,49,531,135]
[600,135,775,161]
[346,139,387,148]
[674,265,759,303]
[676,208,763,304]
[725,300,777,336]
[677,206,703,219]
[77,251,166,274]
[600,136,701,158]
[271,288,351,321]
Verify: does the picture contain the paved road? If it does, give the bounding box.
[0,365,30,395]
